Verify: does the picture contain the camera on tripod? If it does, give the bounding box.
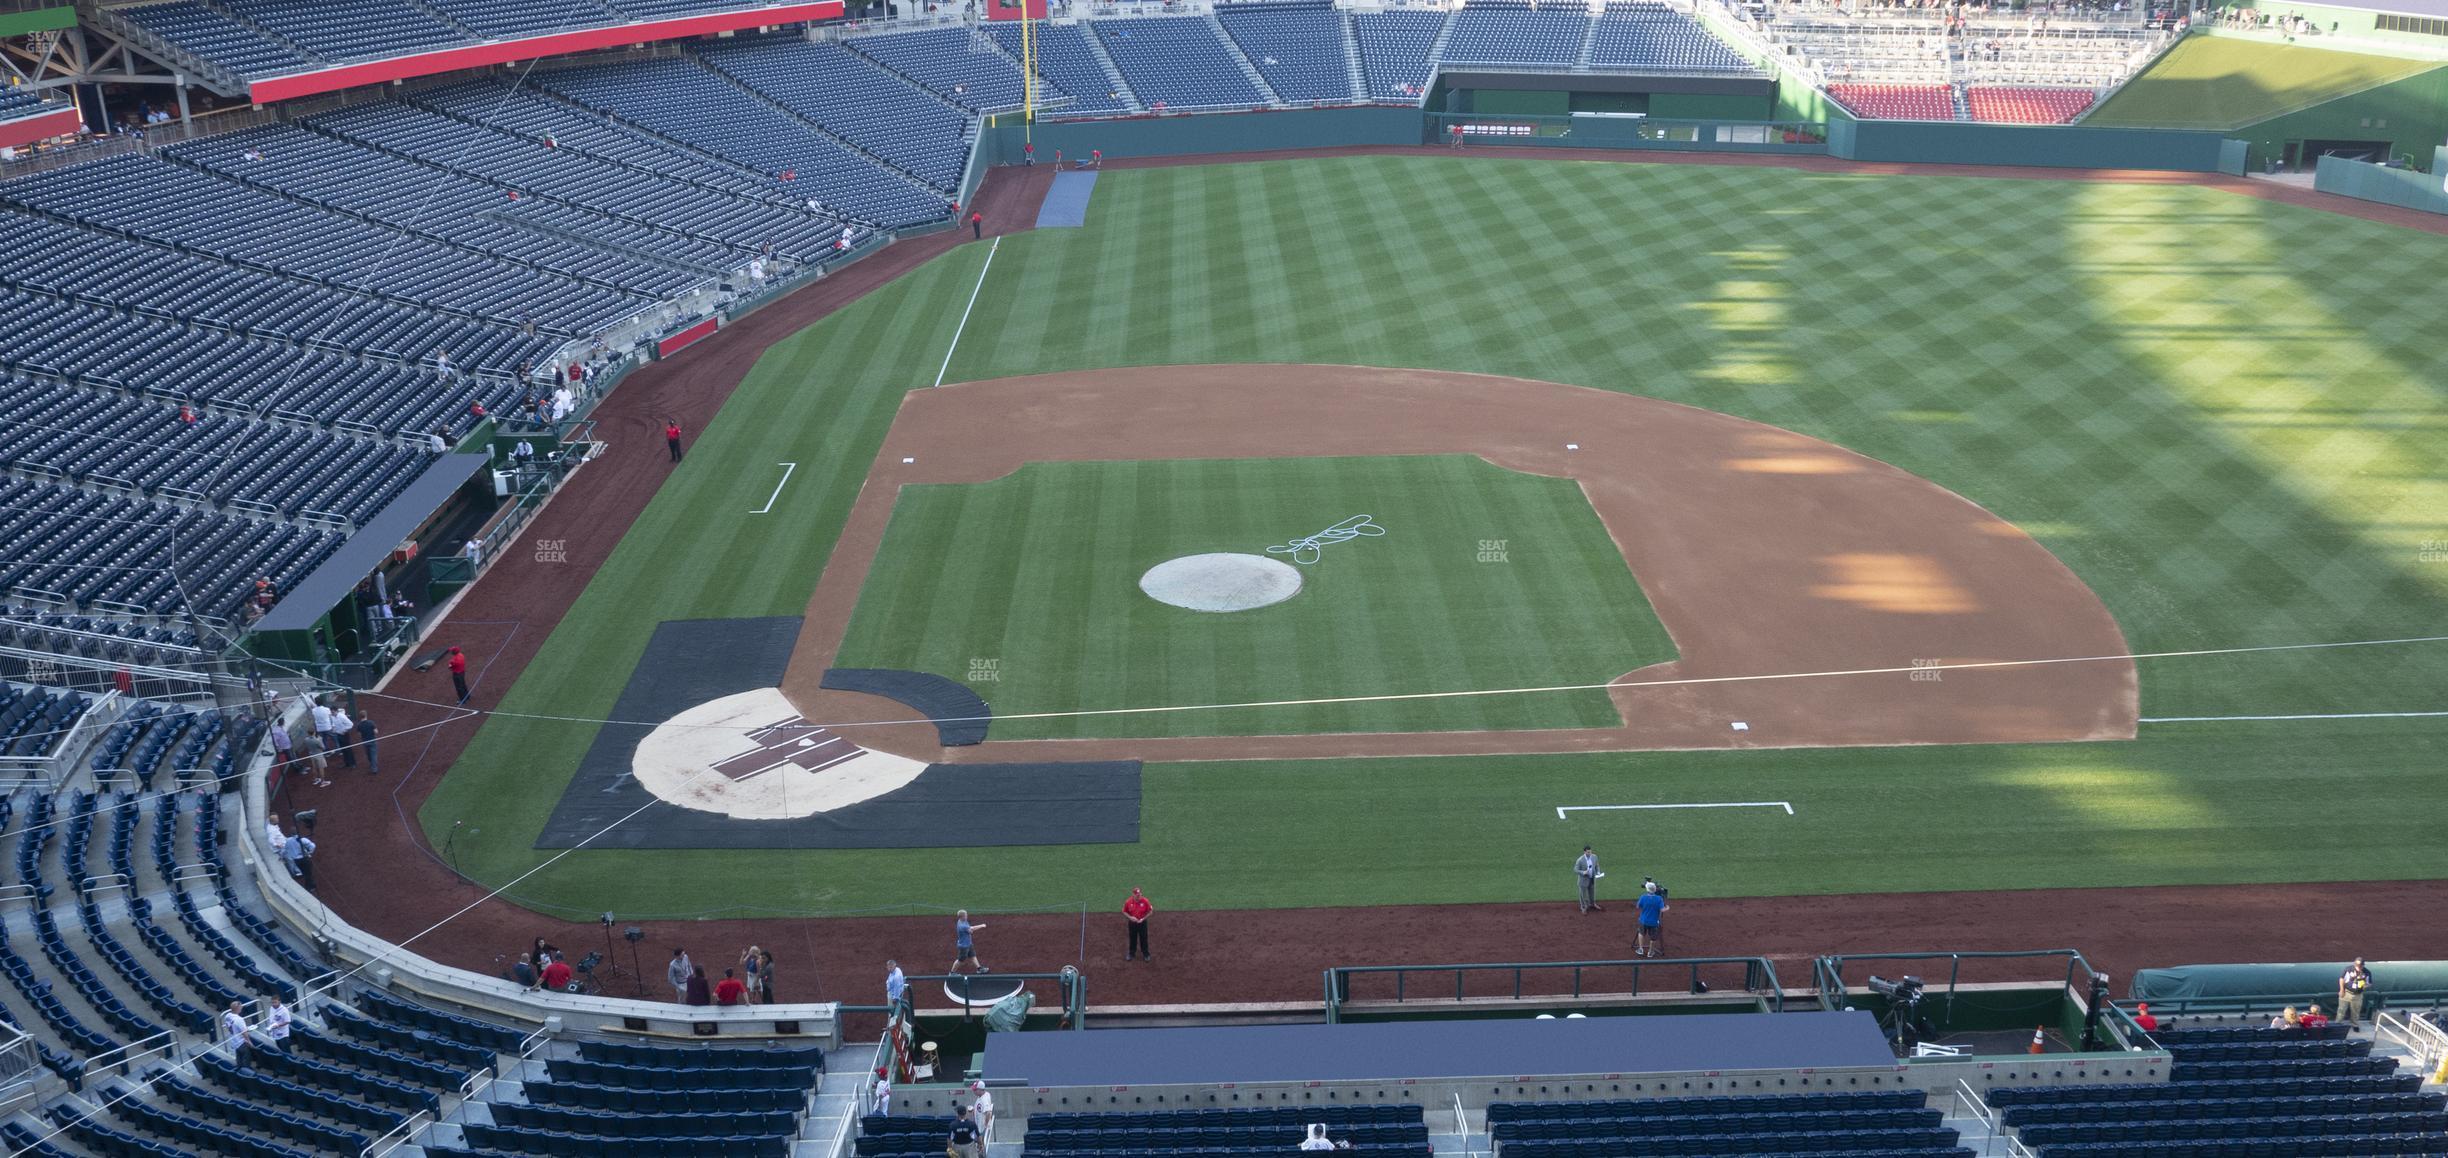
[1642,876,1668,899]
[1866,975,1931,1053]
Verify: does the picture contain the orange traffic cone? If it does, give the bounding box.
[2027,1027,2046,1055]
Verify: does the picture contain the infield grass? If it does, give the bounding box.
[426,154,2448,918]
[834,456,1674,738]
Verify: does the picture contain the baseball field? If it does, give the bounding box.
[403,153,2447,939]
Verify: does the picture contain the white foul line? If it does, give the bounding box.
[749,461,798,515]
[1557,802,1795,820]
[2142,710,2448,723]
[934,235,999,388]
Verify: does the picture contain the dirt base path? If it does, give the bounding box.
[308,154,2448,1007]
[778,365,2134,761]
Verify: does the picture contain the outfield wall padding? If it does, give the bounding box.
[1830,119,2231,171]
[983,106,1423,164]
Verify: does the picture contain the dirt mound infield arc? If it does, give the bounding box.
[779,365,2136,760]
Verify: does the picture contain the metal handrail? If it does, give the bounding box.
[1325,956,1785,1023]
[359,1108,432,1158]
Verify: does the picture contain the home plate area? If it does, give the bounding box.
[533,616,1139,850]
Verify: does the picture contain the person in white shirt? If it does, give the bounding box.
[1300,1123,1335,1150]
[969,1081,995,1138]
[221,1002,252,1062]
[265,819,285,854]
[262,999,292,1049]
[871,1073,892,1115]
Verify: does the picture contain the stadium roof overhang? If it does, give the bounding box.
[242,1,843,104]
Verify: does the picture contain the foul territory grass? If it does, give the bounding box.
[427,154,2448,917]
[833,456,1674,738]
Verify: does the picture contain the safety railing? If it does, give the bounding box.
[81,1029,175,1085]
[1818,948,2097,1030]
[1324,956,1785,1023]
[823,1028,891,1158]
[2375,1008,2447,1074]
[1952,1076,2004,1156]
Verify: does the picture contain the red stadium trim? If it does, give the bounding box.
[0,108,83,150]
[657,316,722,357]
[245,3,845,104]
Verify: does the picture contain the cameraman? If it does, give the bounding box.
[1636,879,1669,958]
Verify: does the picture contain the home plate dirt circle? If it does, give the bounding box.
[633,688,927,819]
[1139,552,1304,612]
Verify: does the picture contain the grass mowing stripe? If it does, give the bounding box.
[431,155,2448,915]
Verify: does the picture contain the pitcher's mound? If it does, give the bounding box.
[1139,552,1303,612]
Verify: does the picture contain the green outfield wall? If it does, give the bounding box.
[981,106,1422,163]
[2236,61,2448,171]
[1827,117,2232,170]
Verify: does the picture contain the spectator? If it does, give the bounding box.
[262,998,291,1050]
[267,720,293,774]
[947,1105,982,1158]
[281,827,315,890]
[326,703,355,769]
[715,968,747,1006]
[871,1070,892,1115]
[532,936,559,964]
[758,947,776,1003]
[1301,1123,1334,1150]
[2339,959,2374,1025]
[741,945,763,1005]
[541,954,574,993]
[2299,1003,2331,1029]
[264,817,285,854]
[886,959,907,1013]
[2270,1005,2299,1029]
[1123,887,1152,960]
[668,948,694,1001]
[511,953,538,989]
[686,965,712,1006]
[220,1002,252,1065]
[354,712,380,776]
[2131,1002,2158,1033]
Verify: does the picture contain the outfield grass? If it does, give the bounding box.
[425,155,2448,918]
[2087,34,2442,129]
[833,456,1674,738]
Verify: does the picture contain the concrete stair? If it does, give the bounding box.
[1574,10,1600,72]
[1077,23,1146,113]
[1204,13,1282,106]
[1428,11,1458,65]
[1340,13,1368,102]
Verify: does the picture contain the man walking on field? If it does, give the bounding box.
[1575,845,1603,913]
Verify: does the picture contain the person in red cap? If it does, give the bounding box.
[664,420,684,463]
[969,210,983,240]
[2131,1003,2158,1034]
[446,646,469,704]
[1123,888,1153,960]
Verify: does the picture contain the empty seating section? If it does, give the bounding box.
[1591,1,1751,71]
[1216,3,1357,104]
[223,0,465,61]
[418,0,624,39]
[1443,1,1586,66]
[164,125,708,299]
[1991,1022,2440,1158]
[0,475,339,616]
[845,26,1033,113]
[458,1035,819,1155]
[532,57,951,226]
[1827,83,1954,120]
[0,88,56,120]
[986,22,1132,116]
[1489,1090,1961,1158]
[1094,17,1268,110]
[114,1,316,79]
[1964,86,2097,124]
[1026,1103,1430,1156]
[0,617,204,690]
[695,38,974,191]
[1,153,649,332]
[1354,10,1445,101]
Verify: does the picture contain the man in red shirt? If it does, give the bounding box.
[540,955,574,992]
[2298,1004,2331,1029]
[1123,888,1153,960]
[665,421,684,464]
[2131,1002,2158,1034]
[715,968,747,1005]
[969,211,983,240]
[446,646,469,704]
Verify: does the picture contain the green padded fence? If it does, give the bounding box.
[2131,959,2448,1015]
[2313,147,2448,214]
